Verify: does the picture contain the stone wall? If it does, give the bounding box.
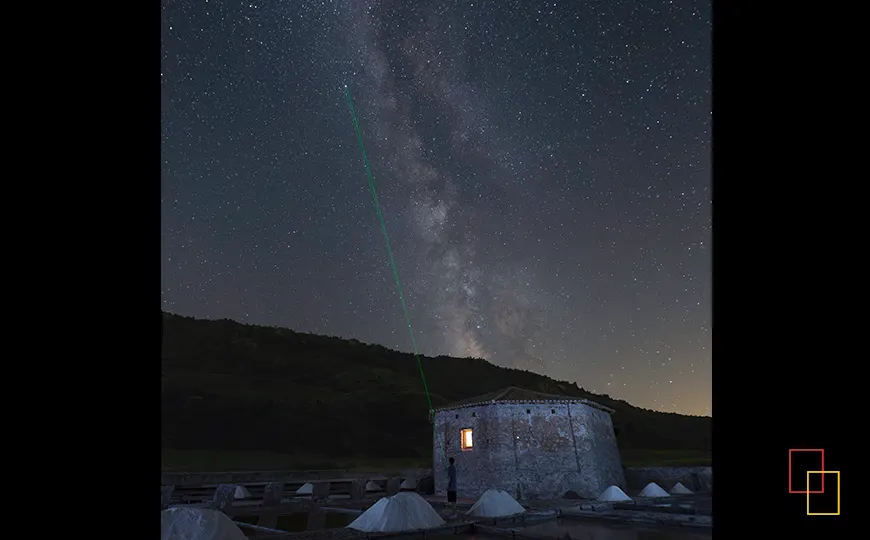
[162,468,435,489]
[623,466,712,493]
[161,469,347,487]
[398,468,435,483]
[571,403,625,497]
[433,401,625,500]
[433,400,506,498]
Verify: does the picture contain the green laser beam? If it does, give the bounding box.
[344,85,434,411]
[344,85,449,468]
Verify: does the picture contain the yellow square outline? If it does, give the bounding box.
[806,471,840,516]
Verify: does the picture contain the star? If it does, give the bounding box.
[161,0,711,416]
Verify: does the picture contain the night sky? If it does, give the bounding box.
[161,0,711,416]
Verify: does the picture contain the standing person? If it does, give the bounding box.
[447,457,458,517]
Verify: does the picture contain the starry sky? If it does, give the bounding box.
[161,0,711,416]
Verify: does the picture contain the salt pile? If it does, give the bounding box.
[467,489,526,518]
[365,480,382,492]
[400,478,417,490]
[161,507,247,540]
[233,485,251,499]
[639,482,670,498]
[670,482,694,495]
[598,486,632,502]
[347,491,445,533]
[296,483,314,495]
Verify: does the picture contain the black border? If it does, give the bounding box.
[26,0,161,535]
[714,1,851,535]
[31,0,857,536]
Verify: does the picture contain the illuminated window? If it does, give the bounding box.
[460,428,473,451]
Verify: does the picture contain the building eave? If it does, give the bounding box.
[433,398,615,414]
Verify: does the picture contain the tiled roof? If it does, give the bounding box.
[434,386,613,413]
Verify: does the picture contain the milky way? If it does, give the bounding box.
[340,0,555,366]
[161,0,711,415]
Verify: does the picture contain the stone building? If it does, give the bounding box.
[432,387,625,500]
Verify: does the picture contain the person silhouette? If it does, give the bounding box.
[447,456,457,517]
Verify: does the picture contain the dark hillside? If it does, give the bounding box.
[161,312,710,467]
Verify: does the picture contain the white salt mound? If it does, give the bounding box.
[296,483,314,495]
[597,486,632,502]
[670,482,694,495]
[365,480,382,492]
[161,507,247,540]
[347,491,445,533]
[467,489,526,518]
[639,482,670,498]
[233,485,251,499]
[400,478,417,490]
